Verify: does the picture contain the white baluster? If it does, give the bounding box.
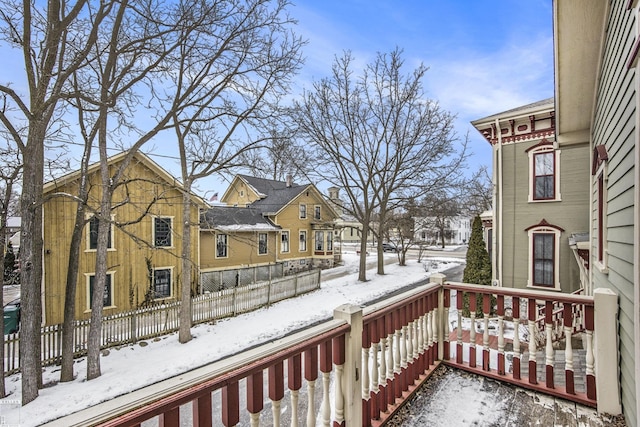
[483,316,489,353]
[498,314,505,357]
[379,337,387,387]
[334,364,345,426]
[528,319,537,365]
[387,332,395,379]
[250,412,260,427]
[417,314,424,354]
[272,399,281,427]
[426,311,432,354]
[362,347,370,398]
[412,318,419,361]
[513,317,520,360]
[291,389,299,427]
[585,329,594,378]
[470,311,477,357]
[371,341,379,391]
[307,379,317,427]
[432,306,438,352]
[545,323,554,370]
[320,372,331,427]
[394,329,402,373]
[564,325,573,372]
[401,326,408,368]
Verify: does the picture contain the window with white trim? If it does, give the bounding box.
[299,230,307,252]
[258,232,268,255]
[299,204,307,219]
[327,231,333,251]
[87,215,113,250]
[216,234,228,258]
[315,231,324,251]
[281,231,290,253]
[314,205,321,220]
[526,220,563,290]
[153,268,172,299]
[88,272,114,309]
[527,142,561,202]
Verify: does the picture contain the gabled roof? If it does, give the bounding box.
[236,174,309,215]
[42,151,208,208]
[200,206,280,232]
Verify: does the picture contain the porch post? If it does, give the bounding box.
[333,304,363,427]
[430,273,446,361]
[593,288,622,415]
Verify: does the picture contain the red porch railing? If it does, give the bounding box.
[442,282,598,407]
[43,275,620,427]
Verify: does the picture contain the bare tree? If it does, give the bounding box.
[296,48,467,280]
[240,124,314,182]
[0,0,111,404]
[169,0,304,343]
[0,141,21,398]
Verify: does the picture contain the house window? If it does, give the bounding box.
[216,234,228,258]
[299,204,307,219]
[327,231,333,251]
[88,272,113,309]
[315,231,324,251]
[88,215,113,250]
[526,220,563,290]
[281,231,290,253]
[533,233,554,287]
[299,230,307,252]
[258,232,268,255]
[154,217,172,247]
[153,268,172,299]
[314,205,321,220]
[534,152,555,199]
[527,142,560,202]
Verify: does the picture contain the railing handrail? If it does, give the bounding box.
[44,318,350,427]
[444,281,595,305]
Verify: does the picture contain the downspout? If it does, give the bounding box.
[495,118,503,287]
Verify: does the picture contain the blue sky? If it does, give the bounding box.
[1,0,555,195]
[287,0,555,175]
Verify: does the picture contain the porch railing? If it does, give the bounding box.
[42,273,621,426]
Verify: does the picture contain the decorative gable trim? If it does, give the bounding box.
[525,218,565,233]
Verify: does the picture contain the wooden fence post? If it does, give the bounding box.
[593,288,622,415]
[333,304,363,427]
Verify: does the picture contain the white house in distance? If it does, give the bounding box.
[413,215,472,246]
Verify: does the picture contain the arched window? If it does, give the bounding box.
[527,140,561,202]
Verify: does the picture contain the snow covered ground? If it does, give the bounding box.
[0,250,462,426]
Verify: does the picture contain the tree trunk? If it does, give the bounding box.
[60,148,92,382]
[358,220,369,282]
[60,204,87,381]
[20,130,45,405]
[178,187,193,343]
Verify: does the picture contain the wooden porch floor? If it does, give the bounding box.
[386,365,626,427]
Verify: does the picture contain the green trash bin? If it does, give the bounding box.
[3,303,19,335]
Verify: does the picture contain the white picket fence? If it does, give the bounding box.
[3,269,321,375]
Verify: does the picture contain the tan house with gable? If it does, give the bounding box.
[42,152,206,325]
[219,174,339,273]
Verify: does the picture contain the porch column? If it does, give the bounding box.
[593,288,622,415]
[430,273,447,361]
[333,304,363,427]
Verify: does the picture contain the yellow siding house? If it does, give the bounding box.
[218,174,339,273]
[42,152,206,325]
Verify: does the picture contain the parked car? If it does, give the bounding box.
[382,243,398,253]
[3,298,20,335]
